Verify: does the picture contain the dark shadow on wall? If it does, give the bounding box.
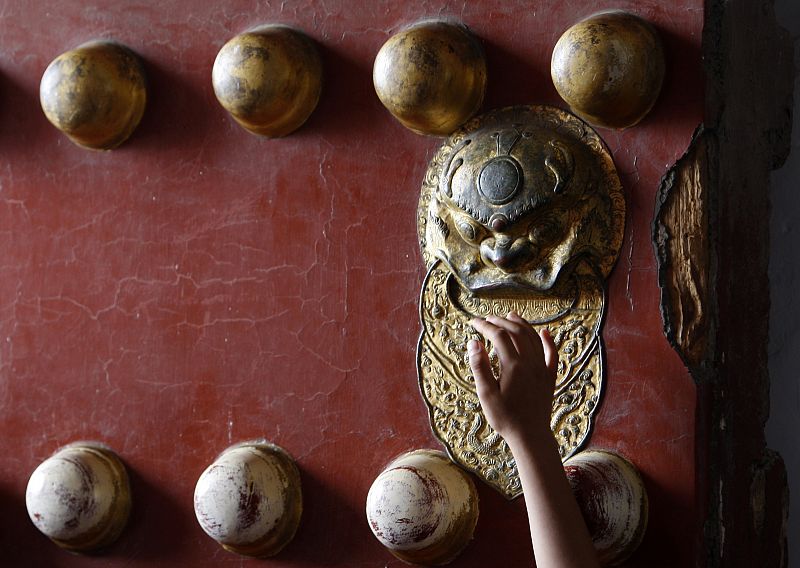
[766,2,800,568]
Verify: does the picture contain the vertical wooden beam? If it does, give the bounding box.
[657,0,793,565]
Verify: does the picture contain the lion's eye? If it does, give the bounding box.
[458,221,476,241]
[529,216,560,243]
[454,215,483,244]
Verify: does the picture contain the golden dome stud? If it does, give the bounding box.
[40,41,147,150]
[551,11,665,129]
[373,21,487,136]
[212,25,323,138]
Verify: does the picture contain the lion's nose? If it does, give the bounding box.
[495,234,512,248]
[485,239,522,270]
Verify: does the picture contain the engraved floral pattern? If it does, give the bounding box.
[418,262,604,498]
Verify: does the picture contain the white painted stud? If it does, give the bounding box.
[25,442,131,552]
[366,449,479,565]
[564,449,649,566]
[193,441,302,557]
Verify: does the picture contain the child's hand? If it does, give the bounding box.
[468,312,558,448]
[470,313,600,568]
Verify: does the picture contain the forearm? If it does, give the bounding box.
[507,431,600,568]
[467,315,598,566]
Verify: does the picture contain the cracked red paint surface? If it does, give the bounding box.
[0,0,702,565]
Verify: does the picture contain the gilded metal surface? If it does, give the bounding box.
[653,129,710,369]
[373,21,486,136]
[39,41,147,150]
[212,26,322,138]
[417,106,624,498]
[551,11,665,129]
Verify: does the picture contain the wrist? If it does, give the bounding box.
[503,424,558,455]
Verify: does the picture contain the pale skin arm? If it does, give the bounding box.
[468,312,599,568]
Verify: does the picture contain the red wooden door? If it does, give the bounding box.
[0,1,703,565]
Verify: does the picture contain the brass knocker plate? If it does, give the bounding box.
[416,105,625,498]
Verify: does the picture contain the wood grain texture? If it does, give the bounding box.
[653,128,710,370]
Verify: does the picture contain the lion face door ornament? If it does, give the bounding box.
[417,105,625,498]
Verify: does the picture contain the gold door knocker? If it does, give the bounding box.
[416,105,625,498]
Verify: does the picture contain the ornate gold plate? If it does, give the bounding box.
[416,105,624,498]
